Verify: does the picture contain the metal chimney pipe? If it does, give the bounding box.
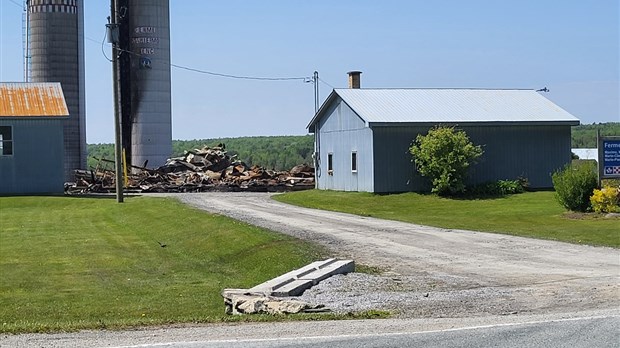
[347,71,362,89]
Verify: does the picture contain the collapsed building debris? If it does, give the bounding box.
[221,259,354,315]
[67,145,315,194]
[222,290,326,315]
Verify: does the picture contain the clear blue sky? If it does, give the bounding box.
[1,1,618,144]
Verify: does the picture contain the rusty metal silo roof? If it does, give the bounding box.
[0,82,69,117]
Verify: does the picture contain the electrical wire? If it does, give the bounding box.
[95,32,113,62]
[88,31,310,82]
[99,41,312,82]
[15,0,313,84]
[318,77,337,89]
[85,36,101,44]
[169,63,309,81]
[90,6,317,83]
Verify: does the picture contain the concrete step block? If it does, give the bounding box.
[249,259,355,297]
[249,258,336,292]
[270,279,315,297]
[300,259,355,285]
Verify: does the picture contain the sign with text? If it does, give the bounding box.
[132,26,159,57]
[599,136,620,179]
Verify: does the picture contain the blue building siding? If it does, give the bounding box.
[310,92,576,193]
[463,125,572,188]
[0,119,65,194]
[315,100,374,192]
[372,124,572,192]
[372,126,425,192]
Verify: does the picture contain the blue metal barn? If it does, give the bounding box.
[0,83,68,195]
[308,83,579,193]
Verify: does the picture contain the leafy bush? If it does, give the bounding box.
[551,162,598,212]
[410,126,483,195]
[590,186,620,213]
[497,179,526,195]
[468,179,526,196]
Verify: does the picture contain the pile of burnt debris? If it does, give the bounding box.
[66,145,315,194]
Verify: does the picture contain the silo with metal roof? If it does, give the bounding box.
[27,0,86,180]
[126,0,172,169]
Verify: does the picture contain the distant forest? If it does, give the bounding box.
[570,122,620,148]
[87,135,314,171]
[86,123,618,170]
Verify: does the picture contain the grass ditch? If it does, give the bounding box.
[0,196,383,334]
[273,190,619,248]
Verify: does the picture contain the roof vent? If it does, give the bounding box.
[347,71,362,89]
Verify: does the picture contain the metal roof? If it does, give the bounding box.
[572,148,598,161]
[308,88,579,130]
[0,82,69,117]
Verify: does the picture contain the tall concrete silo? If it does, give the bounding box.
[27,0,86,180]
[120,0,172,169]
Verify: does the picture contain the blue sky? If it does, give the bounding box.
[1,1,618,144]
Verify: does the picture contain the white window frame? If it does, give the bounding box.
[351,151,357,173]
[327,152,334,175]
[0,126,13,156]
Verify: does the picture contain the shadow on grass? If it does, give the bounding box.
[375,191,523,201]
[426,188,555,201]
[442,189,554,201]
[64,193,144,200]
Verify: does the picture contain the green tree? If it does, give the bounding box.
[571,122,620,148]
[410,126,483,195]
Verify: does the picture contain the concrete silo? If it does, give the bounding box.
[119,0,172,169]
[27,0,86,180]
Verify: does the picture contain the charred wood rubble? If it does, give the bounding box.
[67,145,315,194]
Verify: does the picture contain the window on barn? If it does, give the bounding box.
[351,151,357,172]
[328,153,333,175]
[0,126,12,156]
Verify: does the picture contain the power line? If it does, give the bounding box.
[86,34,310,82]
[86,36,103,44]
[87,33,114,63]
[17,1,315,85]
[169,63,309,82]
[318,77,337,89]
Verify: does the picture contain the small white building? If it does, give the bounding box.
[307,72,580,193]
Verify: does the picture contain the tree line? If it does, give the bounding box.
[571,123,620,148]
[86,122,618,170]
[87,135,314,171]
[173,136,314,170]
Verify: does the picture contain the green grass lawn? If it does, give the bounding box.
[0,196,337,333]
[274,191,619,248]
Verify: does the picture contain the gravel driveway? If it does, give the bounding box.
[167,192,619,318]
[2,192,618,348]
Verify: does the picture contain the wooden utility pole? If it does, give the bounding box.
[108,0,124,202]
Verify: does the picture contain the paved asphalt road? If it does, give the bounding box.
[4,313,618,348]
[111,315,619,348]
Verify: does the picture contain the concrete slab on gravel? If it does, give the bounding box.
[249,258,355,296]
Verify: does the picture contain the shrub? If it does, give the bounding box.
[551,162,598,212]
[590,186,620,213]
[467,179,526,196]
[496,179,526,195]
[410,126,483,195]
